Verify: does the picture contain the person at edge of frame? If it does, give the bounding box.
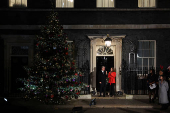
[159,75,169,110]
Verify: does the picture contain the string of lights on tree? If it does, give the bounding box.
[17,12,88,105]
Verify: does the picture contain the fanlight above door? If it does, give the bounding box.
[97,46,113,56]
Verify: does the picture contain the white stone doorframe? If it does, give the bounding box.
[87,34,126,93]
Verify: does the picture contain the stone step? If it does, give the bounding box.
[91,95,126,99]
[126,95,149,99]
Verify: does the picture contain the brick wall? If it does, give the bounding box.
[63,29,170,68]
[0,11,170,25]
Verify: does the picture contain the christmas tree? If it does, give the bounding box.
[17,12,88,104]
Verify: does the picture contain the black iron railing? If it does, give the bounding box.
[122,67,159,95]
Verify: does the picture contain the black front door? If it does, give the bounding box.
[96,56,114,91]
[11,56,28,93]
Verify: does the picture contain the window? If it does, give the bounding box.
[137,41,156,73]
[11,46,29,55]
[97,0,115,8]
[138,0,156,8]
[9,0,27,7]
[56,0,74,8]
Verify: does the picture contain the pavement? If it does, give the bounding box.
[0,97,170,113]
[59,99,160,109]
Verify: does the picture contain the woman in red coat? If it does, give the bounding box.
[108,67,116,97]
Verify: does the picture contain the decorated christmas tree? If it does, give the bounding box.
[17,12,88,104]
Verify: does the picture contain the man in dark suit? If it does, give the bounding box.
[98,66,107,97]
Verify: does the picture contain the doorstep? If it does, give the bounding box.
[91,95,126,99]
[126,95,149,99]
[91,95,149,99]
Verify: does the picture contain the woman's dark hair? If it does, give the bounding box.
[160,75,166,81]
[111,67,116,72]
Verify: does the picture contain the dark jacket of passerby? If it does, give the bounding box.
[147,73,157,89]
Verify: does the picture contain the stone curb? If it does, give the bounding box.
[53,105,159,109]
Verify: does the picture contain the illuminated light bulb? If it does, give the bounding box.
[104,34,112,47]
[105,41,111,46]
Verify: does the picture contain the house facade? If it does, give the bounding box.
[0,0,170,95]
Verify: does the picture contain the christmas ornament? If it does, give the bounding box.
[51,94,54,98]
[44,66,47,70]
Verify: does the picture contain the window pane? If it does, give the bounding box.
[150,0,156,7]
[9,0,15,7]
[149,50,154,57]
[143,50,150,57]
[97,0,102,7]
[143,58,148,68]
[138,0,156,7]
[56,0,74,8]
[62,0,66,7]
[138,0,143,7]
[9,0,27,7]
[137,58,142,67]
[149,58,154,68]
[22,0,27,7]
[103,0,108,7]
[144,0,149,7]
[149,41,155,50]
[12,46,29,55]
[68,0,74,7]
[109,0,114,7]
[97,0,115,8]
[56,0,62,7]
[142,41,149,50]
[16,0,21,5]
[138,41,143,49]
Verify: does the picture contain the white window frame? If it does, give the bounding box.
[137,40,156,75]
[138,0,157,8]
[96,0,115,8]
[56,0,74,8]
[9,0,27,7]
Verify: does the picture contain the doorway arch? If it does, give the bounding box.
[87,34,126,93]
